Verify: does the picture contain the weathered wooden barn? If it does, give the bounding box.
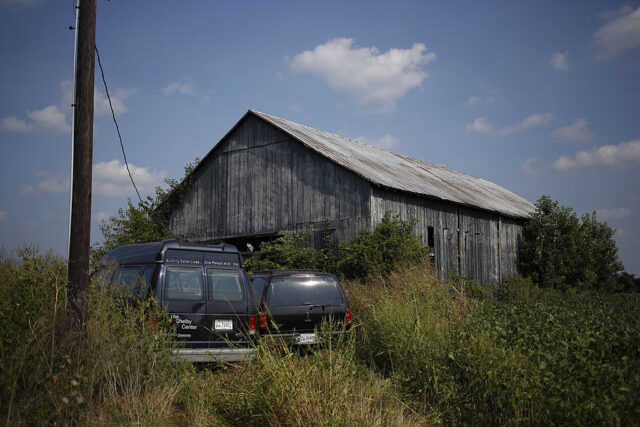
[166,110,534,284]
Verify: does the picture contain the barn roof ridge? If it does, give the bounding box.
[248,110,534,219]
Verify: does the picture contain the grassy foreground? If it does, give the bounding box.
[1,248,639,425]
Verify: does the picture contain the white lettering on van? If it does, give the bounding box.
[171,314,198,330]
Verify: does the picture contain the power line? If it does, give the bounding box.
[95,44,142,204]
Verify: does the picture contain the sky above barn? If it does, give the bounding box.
[1,0,639,274]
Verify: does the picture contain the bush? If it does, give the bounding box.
[245,211,431,280]
[337,212,430,279]
[520,195,624,292]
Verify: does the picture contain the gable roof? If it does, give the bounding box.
[249,110,534,219]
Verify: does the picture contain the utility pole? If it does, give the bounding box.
[68,0,96,333]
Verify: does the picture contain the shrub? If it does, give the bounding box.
[244,230,328,273]
[520,195,624,292]
[245,211,431,280]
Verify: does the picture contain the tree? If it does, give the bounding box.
[520,195,623,292]
[92,159,200,263]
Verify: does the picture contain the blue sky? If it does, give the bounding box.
[1,0,639,274]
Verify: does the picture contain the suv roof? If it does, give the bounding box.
[99,239,241,266]
[251,270,334,276]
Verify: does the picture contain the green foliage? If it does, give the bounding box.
[3,247,640,424]
[520,195,624,292]
[494,275,555,303]
[244,230,328,272]
[348,262,640,424]
[617,272,640,293]
[245,212,431,279]
[466,293,640,423]
[1,249,186,425]
[337,212,430,279]
[92,158,200,263]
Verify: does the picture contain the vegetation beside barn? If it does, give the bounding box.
[2,226,639,424]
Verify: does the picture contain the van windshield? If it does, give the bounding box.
[266,277,343,307]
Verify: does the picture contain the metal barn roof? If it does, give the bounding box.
[250,110,534,219]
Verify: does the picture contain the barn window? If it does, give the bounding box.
[427,226,434,248]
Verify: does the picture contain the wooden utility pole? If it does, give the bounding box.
[68,0,96,332]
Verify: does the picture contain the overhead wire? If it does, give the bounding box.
[94,44,143,204]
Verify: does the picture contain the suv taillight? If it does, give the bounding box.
[259,311,268,329]
[345,308,352,326]
[249,315,256,335]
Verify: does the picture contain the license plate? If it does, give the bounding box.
[214,319,233,330]
[295,333,316,344]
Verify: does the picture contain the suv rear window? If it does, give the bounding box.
[207,269,244,302]
[266,276,343,307]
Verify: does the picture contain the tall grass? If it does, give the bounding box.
[2,248,638,424]
[346,261,542,424]
[1,247,189,425]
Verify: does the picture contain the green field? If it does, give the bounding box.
[1,249,639,425]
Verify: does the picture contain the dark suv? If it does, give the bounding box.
[249,271,352,345]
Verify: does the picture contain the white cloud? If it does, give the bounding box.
[466,117,493,133]
[0,210,6,221]
[521,157,539,175]
[92,211,111,223]
[553,139,640,170]
[596,208,631,220]
[357,134,399,149]
[93,159,167,198]
[499,113,554,136]
[550,118,594,142]
[94,87,136,115]
[549,52,569,70]
[60,80,135,116]
[290,38,435,112]
[21,171,68,195]
[593,6,640,60]
[462,96,480,107]
[162,77,210,101]
[1,80,134,135]
[0,105,70,134]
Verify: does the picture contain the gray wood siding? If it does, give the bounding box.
[168,118,371,245]
[370,188,524,284]
[500,216,524,277]
[167,114,525,286]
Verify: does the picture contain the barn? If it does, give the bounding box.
[165,110,535,284]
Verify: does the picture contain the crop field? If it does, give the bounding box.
[1,248,639,425]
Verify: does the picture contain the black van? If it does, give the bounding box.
[249,271,352,345]
[98,240,257,362]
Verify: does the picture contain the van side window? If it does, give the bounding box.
[165,267,204,301]
[207,269,244,302]
[112,266,150,298]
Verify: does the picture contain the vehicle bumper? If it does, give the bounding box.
[263,330,351,345]
[171,347,256,362]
